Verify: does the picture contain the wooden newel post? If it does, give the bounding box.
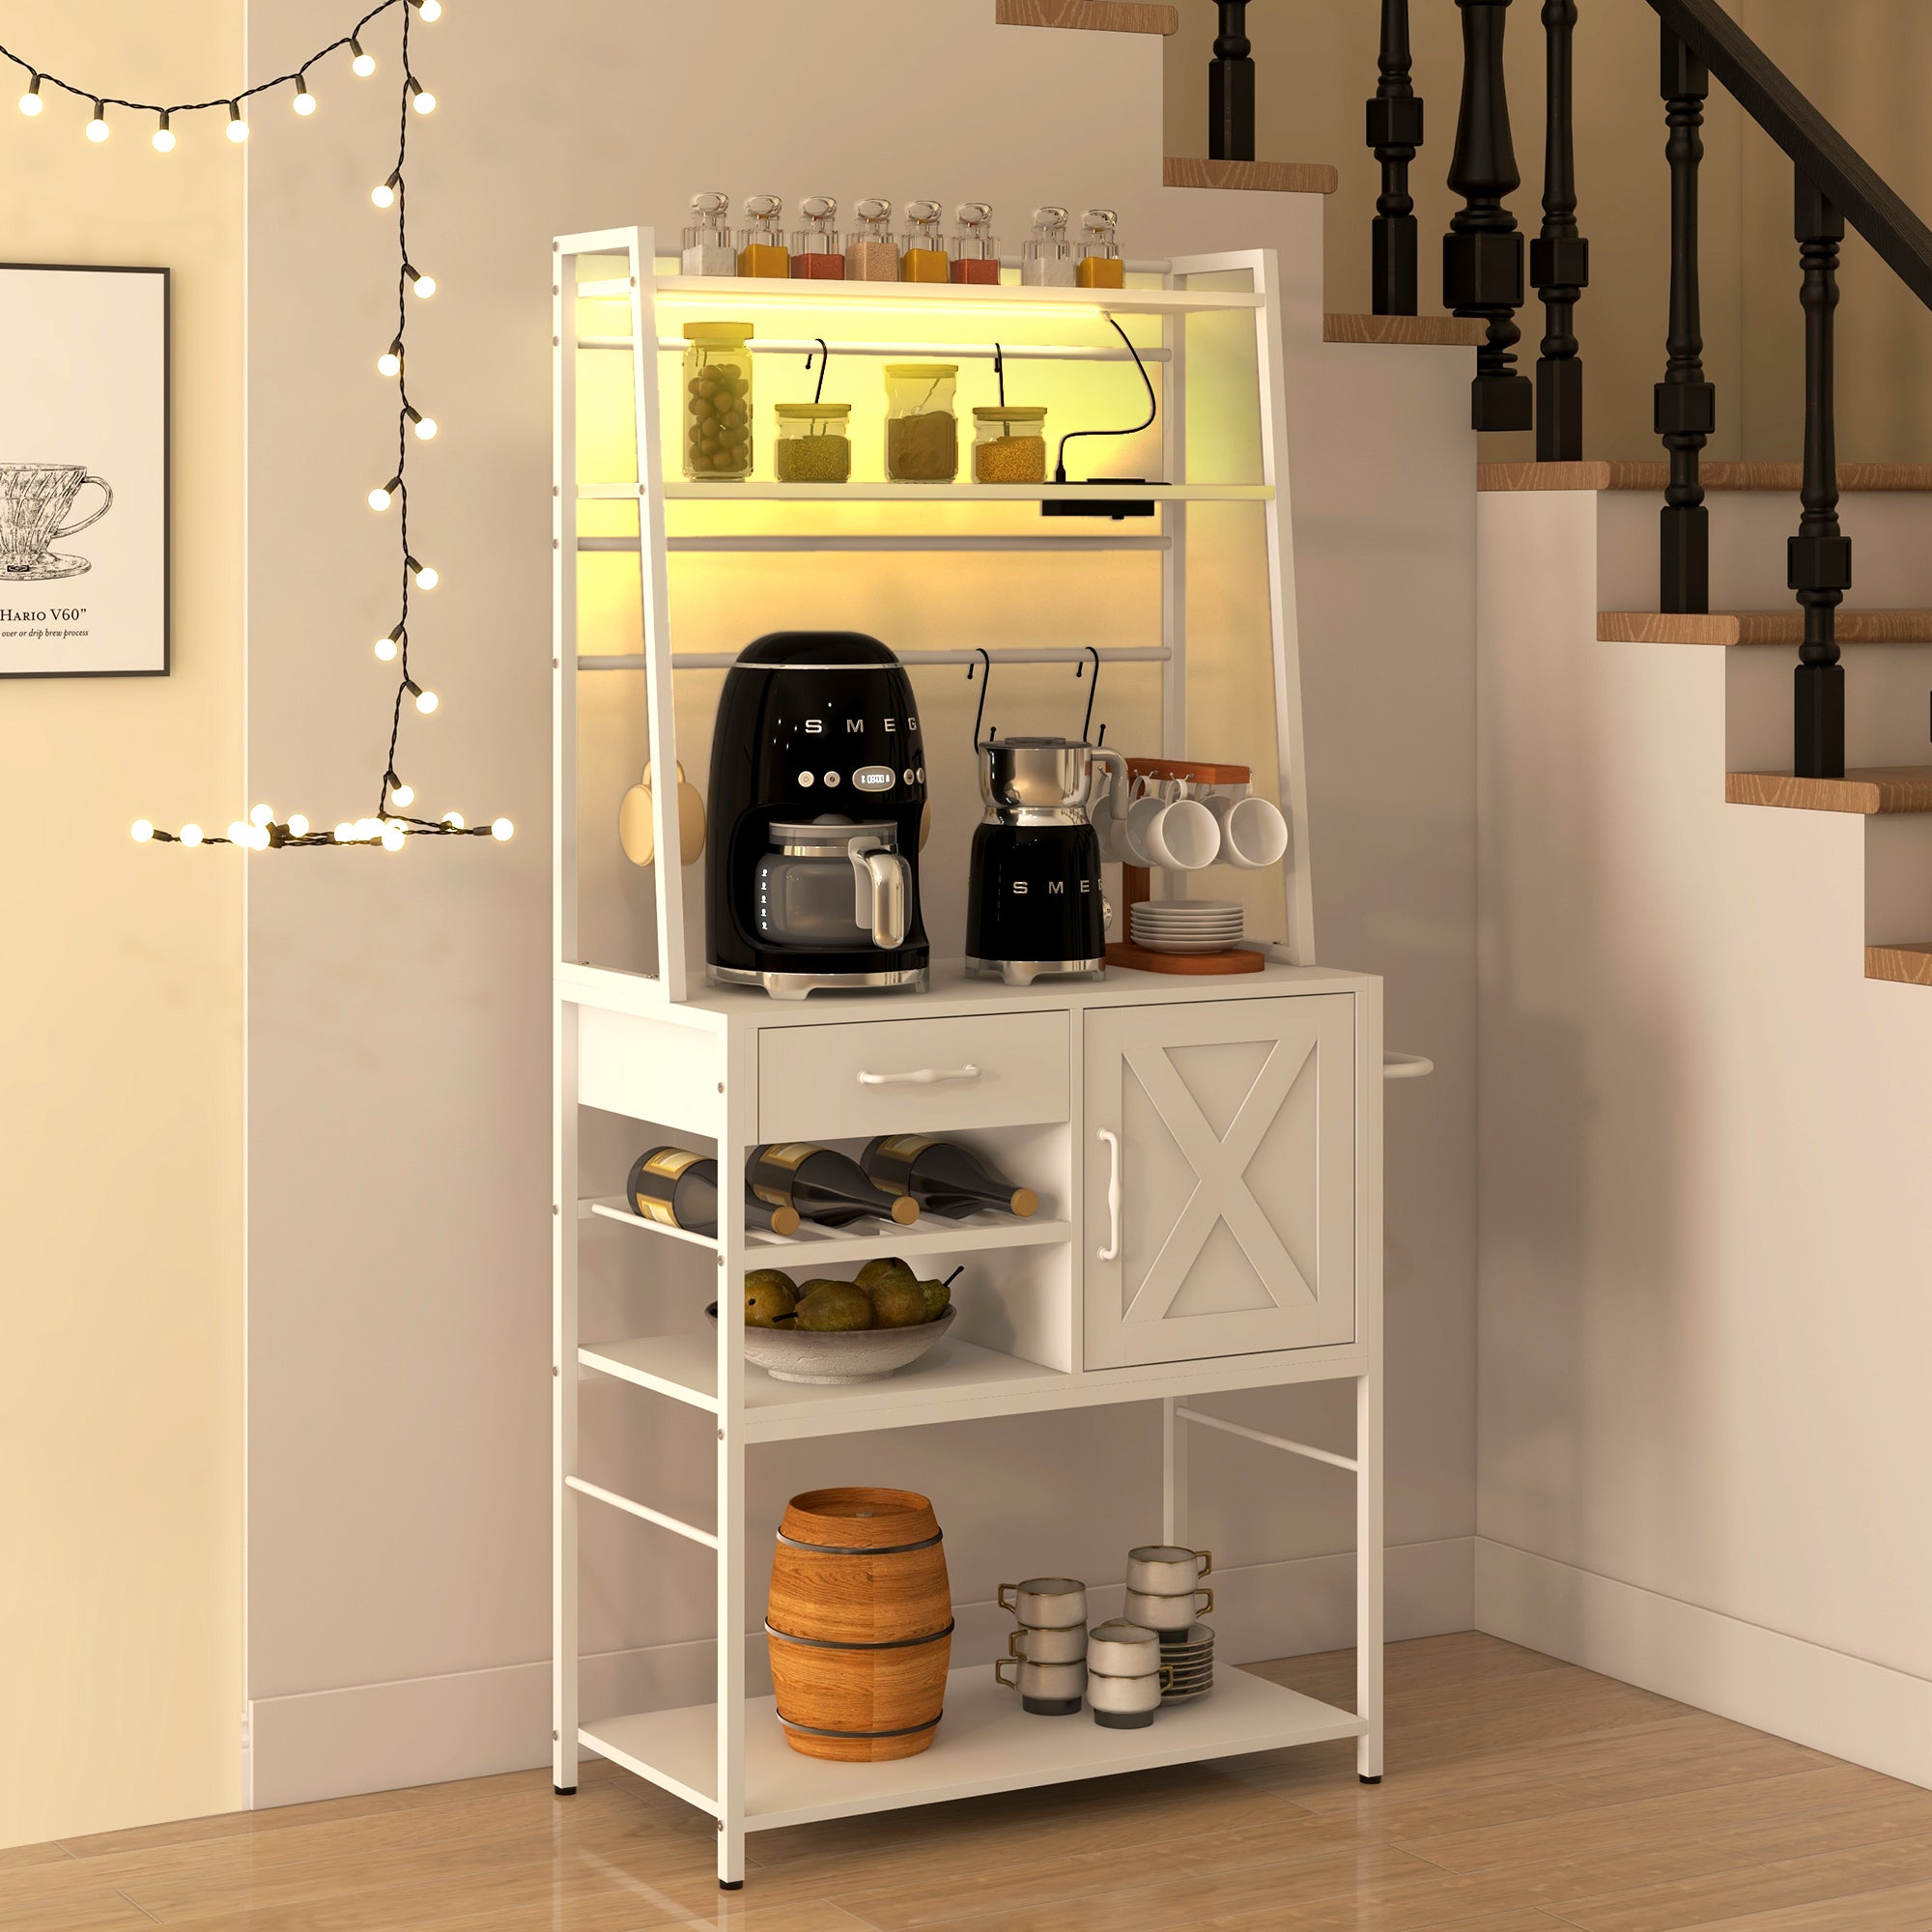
[1657,23,1714,613]
[1367,0,1424,316]
[1792,168,1849,781]
[1532,0,1588,460]
[1444,0,1533,433]
[1208,1,1256,164]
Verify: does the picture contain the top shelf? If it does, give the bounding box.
[575,275,1263,318]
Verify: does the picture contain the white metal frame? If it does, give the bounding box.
[552,227,1390,1888]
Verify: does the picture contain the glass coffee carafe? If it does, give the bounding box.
[754,817,910,952]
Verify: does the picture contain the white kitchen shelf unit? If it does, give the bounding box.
[553,227,1383,1890]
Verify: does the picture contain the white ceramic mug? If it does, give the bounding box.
[998,1577,1087,1628]
[1087,1668,1168,1714]
[1086,1619,1164,1676]
[1125,1545,1214,1596]
[1123,1584,1214,1632]
[1008,1622,1087,1665]
[993,1656,1086,1700]
[1124,781,1220,871]
[1206,792,1288,869]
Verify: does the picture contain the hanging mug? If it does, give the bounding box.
[619,760,706,867]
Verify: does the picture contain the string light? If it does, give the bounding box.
[491,819,514,841]
[2,4,509,849]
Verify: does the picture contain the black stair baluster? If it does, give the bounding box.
[1444,0,1534,433]
[1208,1,1255,164]
[1658,23,1715,613]
[1368,0,1424,316]
[1792,169,1850,781]
[1532,0,1589,460]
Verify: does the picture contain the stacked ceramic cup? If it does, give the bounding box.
[1123,1545,1216,1701]
[994,1577,1087,1716]
[1085,1619,1170,1728]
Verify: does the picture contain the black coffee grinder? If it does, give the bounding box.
[964,654,1127,986]
[705,632,929,999]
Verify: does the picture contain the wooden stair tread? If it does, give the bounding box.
[995,0,1178,33]
[1164,156,1339,196]
[1324,313,1486,347]
[1726,768,1932,814]
[1867,943,1932,987]
[1481,461,1932,494]
[1602,611,1932,646]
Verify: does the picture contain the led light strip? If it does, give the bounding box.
[3,0,514,853]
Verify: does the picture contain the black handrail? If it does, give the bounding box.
[1208,2,1255,164]
[1651,0,1932,312]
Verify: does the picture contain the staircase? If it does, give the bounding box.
[1003,0,1932,993]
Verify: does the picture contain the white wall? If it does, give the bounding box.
[243,0,1477,1803]
[1475,488,1932,1786]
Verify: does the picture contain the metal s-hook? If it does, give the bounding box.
[804,337,830,404]
[967,646,995,747]
[1076,644,1101,743]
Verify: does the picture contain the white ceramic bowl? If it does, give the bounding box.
[708,1305,954,1384]
[1125,1545,1213,1595]
[1087,1669,1164,1716]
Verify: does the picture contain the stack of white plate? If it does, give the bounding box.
[1129,900,1245,956]
[1160,1623,1215,1701]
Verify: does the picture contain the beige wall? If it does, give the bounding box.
[0,4,243,1850]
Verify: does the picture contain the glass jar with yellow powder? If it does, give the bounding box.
[973,405,1048,485]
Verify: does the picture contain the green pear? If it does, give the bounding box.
[793,1281,875,1332]
[855,1257,913,1293]
[867,1278,929,1329]
[916,1277,952,1321]
[743,1270,798,1328]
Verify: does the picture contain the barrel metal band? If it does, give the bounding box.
[764,1618,955,1652]
[775,1528,944,1557]
[775,1712,946,1742]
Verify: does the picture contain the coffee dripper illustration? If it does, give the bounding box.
[0,463,114,580]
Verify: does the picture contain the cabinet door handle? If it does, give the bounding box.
[856,1063,980,1088]
[1095,1128,1122,1262]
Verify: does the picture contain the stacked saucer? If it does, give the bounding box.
[1129,899,1245,956]
[1159,1622,1215,1701]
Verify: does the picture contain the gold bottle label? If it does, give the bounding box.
[633,1147,709,1226]
[751,1142,814,1209]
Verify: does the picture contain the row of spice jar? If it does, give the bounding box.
[681,194,1126,290]
[683,327,1048,485]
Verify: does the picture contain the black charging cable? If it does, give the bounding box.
[1055,316,1157,483]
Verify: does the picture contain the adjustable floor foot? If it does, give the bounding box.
[1359,1774,1382,1785]
[554,1784,577,1797]
[720,1879,745,1891]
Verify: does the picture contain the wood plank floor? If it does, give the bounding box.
[9,1635,1932,1930]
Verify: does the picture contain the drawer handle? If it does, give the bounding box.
[1095,1128,1122,1262]
[856,1064,981,1088]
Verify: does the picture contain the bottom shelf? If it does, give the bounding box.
[581,1662,1365,1831]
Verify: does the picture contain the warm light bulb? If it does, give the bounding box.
[376,624,403,662]
[152,114,175,152]
[368,475,402,510]
[390,781,415,808]
[382,825,406,851]
[332,822,354,843]
[412,413,438,441]
[412,87,436,116]
[371,171,399,210]
[249,826,272,850]
[491,818,515,841]
[377,341,403,377]
[419,0,443,20]
[287,814,310,838]
[351,39,376,76]
[249,803,272,827]
[225,102,249,143]
[414,689,439,715]
[181,823,204,846]
[19,76,43,117]
[131,819,154,841]
[227,820,249,843]
[442,811,465,829]
[293,77,316,115]
[86,102,109,142]
[406,265,436,298]
[408,556,439,589]
[355,817,381,840]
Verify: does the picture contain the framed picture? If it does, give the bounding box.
[0,263,169,678]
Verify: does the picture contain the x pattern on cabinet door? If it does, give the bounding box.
[1086,996,1356,1369]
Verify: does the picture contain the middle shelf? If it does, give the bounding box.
[584,1196,1070,1265]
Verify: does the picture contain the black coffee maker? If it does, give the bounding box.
[963,659,1127,986]
[705,632,929,999]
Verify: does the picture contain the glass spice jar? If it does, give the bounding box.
[683,323,753,481]
[900,200,950,283]
[845,198,899,281]
[973,405,1048,485]
[773,403,852,483]
[884,363,958,483]
[1021,205,1076,287]
[738,194,789,279]
[682,190,735,277]
[792,195,845,279]
[1076,207,1125,289]
[951,203,1000,285]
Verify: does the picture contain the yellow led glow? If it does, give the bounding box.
[390,781,415,807]
[130,819,154,841]
[288,814,310,838]
[414,688,439,715]
[491,818,514,841]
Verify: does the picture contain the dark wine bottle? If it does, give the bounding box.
[860,1135,1038,1220]
[627,1147,800,1237]
[746,1142,920,1228]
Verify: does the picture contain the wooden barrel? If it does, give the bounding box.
[767,1487,952,1761]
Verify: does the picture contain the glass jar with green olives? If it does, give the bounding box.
[682,322,754,481]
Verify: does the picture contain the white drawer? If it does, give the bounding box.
[756,1012,1070,1143]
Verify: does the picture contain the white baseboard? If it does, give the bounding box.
[1475,1538,1932,1790]
[247,1536,1473,1810]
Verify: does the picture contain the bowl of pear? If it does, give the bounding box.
[711,1262,958,1385]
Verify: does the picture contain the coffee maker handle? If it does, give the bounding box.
[1092,749,1130,820]
[851,846,909,951]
